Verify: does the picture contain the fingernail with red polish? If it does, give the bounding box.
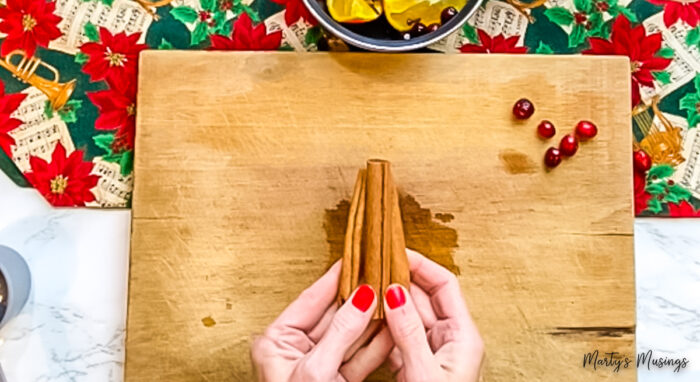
[352,284,375,312]
[385,285,406,310]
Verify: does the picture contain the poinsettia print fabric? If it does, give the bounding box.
[0,0,698,216]
[0,0,62,57]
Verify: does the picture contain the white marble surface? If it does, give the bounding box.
[0,173,130,381]
[0,170,699,381]
[635,219,700,381]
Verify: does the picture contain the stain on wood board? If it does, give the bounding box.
[324,193,460,274]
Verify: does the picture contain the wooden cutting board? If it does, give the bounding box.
[128,52,635,381]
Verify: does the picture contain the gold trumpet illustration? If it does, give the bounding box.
[633,96,685,166]
[506,0,547,23]
[132,0,175,20]
[0,50,76,110]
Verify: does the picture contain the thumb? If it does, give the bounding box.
[304,284,377,375]
[384,284,440,378]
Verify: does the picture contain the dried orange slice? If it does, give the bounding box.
[327,0,383,23]
[385,0,466,32]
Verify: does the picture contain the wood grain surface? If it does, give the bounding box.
[128,52,635,381]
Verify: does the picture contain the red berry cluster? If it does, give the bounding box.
[512,98,598,169]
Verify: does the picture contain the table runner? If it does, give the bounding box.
[0,0,697,216]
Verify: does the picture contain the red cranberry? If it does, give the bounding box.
[426,23,440,33]
[199,11,210,21]
[544,147,562,168]
[441,7,458,23]
[575,120,597,139]
[410,23,427,37]
[512,98,535,119]
[633,150,652,173]
[537,120,556,139]
[559,134,579,156]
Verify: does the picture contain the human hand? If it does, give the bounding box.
[383,249,484,382]
[251,261,394,382]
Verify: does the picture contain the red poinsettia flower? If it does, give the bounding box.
[269,0,317,26]
[583,15,671,107]
[668,200,700,216]
[460,29,528,54]
[634,170,652,215]
[87,82,136,152]
[209,13,282,51]
[0,81,27,156]
[647,0,700,27]
[79,28,146,93]
[0,0,62,57]
[24,143,99,207]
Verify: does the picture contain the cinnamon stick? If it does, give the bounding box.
[337,160,410,319]
[364,160,384,318]
[338,170,365,303]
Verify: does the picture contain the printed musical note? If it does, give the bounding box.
[7,87,75,173]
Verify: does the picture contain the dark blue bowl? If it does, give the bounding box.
[304,0,483,51]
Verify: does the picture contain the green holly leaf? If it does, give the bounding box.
[694,73,700,91]
[305,26,323,46]
[191,22,210,46]
[687,26,700,46]
[653,71,672,85]
[574,0,592,13]
[656,47,674,58]
[593,19,613,39]
[646,183,665,195]
[200,0,215,12]
[688,110,700,128]
[648,164,674,179]
[462,23,479,44]
[94,133,116,154]
[679,93,698,111]
[646,198,662,213]
[210,11,227,34]
[100,0,114,6]
[43,100,53,119]
[102,153,122,163]
[158,38,174,50]
[616,6,637,22]
[587,12,603,35]
[119,150,134,176]
[545,7,575,26]
[664,192,679,204]
[536,41,554,54]
[84,22,100,42]
[669,184,692,201]
[607,5,619,17]
[219,16,233,36]
[234,3,260,23]
[279,44,295,51]
[171,6,199,24]
[56,100,82,123]
[74,52,89,64]
[568,24,586,48]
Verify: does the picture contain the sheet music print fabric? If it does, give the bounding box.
[0,0,698,215]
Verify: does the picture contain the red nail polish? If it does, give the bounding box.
[385,285,406,310]
[352,284,374,312]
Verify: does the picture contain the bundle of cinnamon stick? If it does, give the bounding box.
[337,160,410,319]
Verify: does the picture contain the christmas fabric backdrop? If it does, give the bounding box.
[0,0,698,216]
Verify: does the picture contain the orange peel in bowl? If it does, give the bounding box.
[385,0,466,31]
[327,0,383,23]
